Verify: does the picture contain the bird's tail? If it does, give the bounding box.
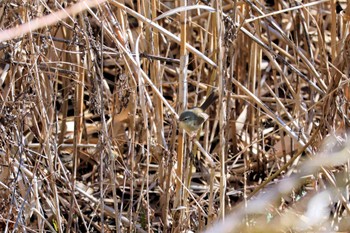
[200,91,218,111]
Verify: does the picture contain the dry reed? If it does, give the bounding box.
[0,0,349,232]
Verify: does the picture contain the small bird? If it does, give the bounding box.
[179,91,218,136]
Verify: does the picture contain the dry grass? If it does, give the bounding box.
[0,0,349,232]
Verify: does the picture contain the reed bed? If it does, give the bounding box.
[0,0,349,232]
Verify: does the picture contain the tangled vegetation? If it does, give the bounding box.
[0,0,349,232]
